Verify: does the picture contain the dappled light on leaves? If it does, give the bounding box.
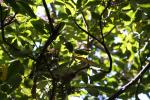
[0,0,150,100]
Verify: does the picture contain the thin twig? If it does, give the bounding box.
[74,20,101,43]
[99,18,105,42]
[104,25,115,37]
[81,11,90,50]
[108,62,150,100]
[98,0,112,73]
[81,12,89,31]
[101,42,112,73]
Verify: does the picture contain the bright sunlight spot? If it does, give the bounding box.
[138,93,150,100]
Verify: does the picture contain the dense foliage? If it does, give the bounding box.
[0,0,150,99]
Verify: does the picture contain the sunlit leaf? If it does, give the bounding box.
[0,0,150,99]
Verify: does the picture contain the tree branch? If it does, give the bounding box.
[81,11,90,49]
[30,1,63,98]
[74,20,112,73]
[74,20,101,44]
[0,4,18,50]
[42,0,54,32]
[3,12,17,27]
[98,0,112,73]
[108,62,150,100]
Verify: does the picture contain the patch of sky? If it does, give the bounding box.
[94,49,101,58]
[147,57,150,61]
[114,37,122,44]
[36,4,55,21]
[138,93,150,100]
[33,42,40,51]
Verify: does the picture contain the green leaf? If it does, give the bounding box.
[17,1,36,18]
[82,72,88,84]
[7,60,24,79]
[139,4,150,8]
[137,0,150,4]
[74,49,89,55]
[86,87,99,96]
[8,75,22,91]
[1,84,10,93]
[90,72,106,82]
[91,12,100,19]
[58,12,68,19]
[0,6,10,20]
[119,13,131,21]
[65,1,75,8]
[24,79,33,88]
[65,42,74,52]
[99,86,116,94]
[5,1,20,12]
[77,0,82,9]
[84,1,100,8]
[0,92,7,100]
[20,47,33,56]
[82,0,88,5]
[134,9,142,22]
[46,0,53,3]
[1,0,150,99]
[55,1,64,5]
[65,8,71,15]
[31,20,47,34]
